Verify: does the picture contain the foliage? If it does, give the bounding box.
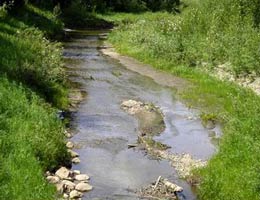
[0,4,67,107]
[62,0,113,28]
[105,0,260,76]
[0,77,69,200]
[0,3,69,199]
[105,6,260,199]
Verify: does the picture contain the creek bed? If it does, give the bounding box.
[63,30,217,200]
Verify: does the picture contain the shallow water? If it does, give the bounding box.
[64,30,218,200]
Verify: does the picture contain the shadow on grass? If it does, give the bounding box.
[62,11,114,29]
[9,5,63,38]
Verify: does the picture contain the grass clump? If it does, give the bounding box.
[103,5,260,199]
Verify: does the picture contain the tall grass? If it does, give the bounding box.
[0,3,69,199]
[104,0,260,77]
[0,78,69,200]
[103,1,260,199]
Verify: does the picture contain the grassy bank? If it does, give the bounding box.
[0,4,70,199]
[102,10,260,200]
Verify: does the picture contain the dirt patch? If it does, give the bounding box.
[101,45,188,91]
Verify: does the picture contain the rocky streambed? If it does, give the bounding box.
[59,30,220,200]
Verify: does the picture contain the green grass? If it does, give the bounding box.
[0,4,70,199]
[0,4,68,108]
[103,11,260,200]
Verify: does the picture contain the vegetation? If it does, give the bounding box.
[102,1,260,199]
[1,0,260,199]
[0,2,69,199]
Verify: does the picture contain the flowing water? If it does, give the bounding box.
[63,30,219,200]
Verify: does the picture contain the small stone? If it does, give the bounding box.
[45,171,51,177]
[69,190,83,199]
[65,132,72,138]
[66,141,74,149]
[75,174,90,181]
[63,193,69,199]
[55,167,70,179]
[75,182,93,192]
[46,176,60,184]
[62,180,76,190]
[68,149,79,158]
[72,157,81,164]
[73,170,81,175]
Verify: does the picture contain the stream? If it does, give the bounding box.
[63,30,219,200]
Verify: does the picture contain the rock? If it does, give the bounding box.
[62,180,76,190]
[63,193,69,199]
[45,171,51,177]
[73,170,81,175]
[56,182,64,194]
[66,141,74,149]
[68,149,79,158]
[46,175,60,184]
[55,167,70,179]
[65,132,72,138]
[75,174,90,181]
[72,157,81,164]
[121,100,144,115]
[69,190,83,199]
[75,182,93,192]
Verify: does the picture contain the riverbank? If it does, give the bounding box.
[0,4,70,199]
[101,13,260,200]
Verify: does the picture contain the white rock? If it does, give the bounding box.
[62,180,76,190]
[73,170,81,175]
[45,171,51,176]
[65,132,72,138]
[75,182,93,192]
[46,176,60,184]
[68,149,79,158]
[75,174,90,181]
[55,167,70,179]
[72,157,81,164]
[63,193,69,199]
[69,190,83,199]
[66,141,74,149]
